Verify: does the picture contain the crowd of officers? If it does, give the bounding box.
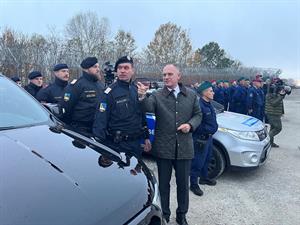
[192,75,288,148]
[10,56,288,225]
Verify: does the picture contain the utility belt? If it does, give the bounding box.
[107,130,143,143]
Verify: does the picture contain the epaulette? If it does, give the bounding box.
[70,79,77,85]
[104,87,112,94]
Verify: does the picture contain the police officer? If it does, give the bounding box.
[60,57,104,137]
[11,76,22,86]
[93,56,151,157]
[190,81,218,197]
[36,64,69,103]
[213,80,225,107]
[231,77,248,114]
[24,71,43,99]
[247,78,264,121]
[245,78,251,89]
[228,80,237,111]
[223,80,230,110]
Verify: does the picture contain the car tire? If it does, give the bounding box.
[208,145,226,179]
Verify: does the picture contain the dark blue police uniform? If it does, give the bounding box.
[24,82,42,99]
[190,97,218,185]
[60,71,104,136]
[231,85,248,114]
[93,79,147,157]
[247,86,264,121]
[24,71,43,99]
[223,87,230,110]
[36,77,68,103]
[258,87,266,121]
[214,86,225,108]
[228,85,236,111]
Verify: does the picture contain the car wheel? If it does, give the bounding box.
[208,145,226,179]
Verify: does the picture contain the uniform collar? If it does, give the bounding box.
[117,79,131,87]
[29,82,42,91]
[82,71,98,82]
[200,97,211,105]
[54,77,68,87]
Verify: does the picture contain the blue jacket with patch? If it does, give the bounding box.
[60,71,104,129]
[93,79,145,141]
[36,77,68,103]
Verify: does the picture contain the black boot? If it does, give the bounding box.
[271,143,279,148]
[176,214,189,225]
[190,184,203,196]
[199,178,217,186]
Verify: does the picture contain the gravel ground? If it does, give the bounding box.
[144,89,300,225]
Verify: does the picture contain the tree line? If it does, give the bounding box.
[0,11,280,84]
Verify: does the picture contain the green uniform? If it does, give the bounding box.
[265,93,285,145]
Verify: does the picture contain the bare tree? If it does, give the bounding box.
[65,11,110,62]
[113,29,136,60]
[0,28,31,80]
[144,22,192,66]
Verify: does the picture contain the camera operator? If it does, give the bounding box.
[102,61,115,87]
[265,79,291,148]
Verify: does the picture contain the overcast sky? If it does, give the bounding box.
[0,0,299,79]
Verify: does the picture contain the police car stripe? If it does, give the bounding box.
[242,118,259,127]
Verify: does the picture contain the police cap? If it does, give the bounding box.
[197,81,213,94]
[11,76,21,82]
[237,77,246,82]
[252,78,263,83]
[80,57,98,69]
[28,71,42,80]
[54,63,69,71]
[114,56,133,71]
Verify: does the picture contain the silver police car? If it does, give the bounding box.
[210,101,271,178]
[146,100,271,179]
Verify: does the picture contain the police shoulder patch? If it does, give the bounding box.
[104,87,112,94]
[99,102,107,112]
[64,93,71,101]
[70,79,77,84]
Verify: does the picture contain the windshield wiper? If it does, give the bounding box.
[49,124,123,165]
[0,126,18,131]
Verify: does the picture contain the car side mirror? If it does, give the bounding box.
[43,103,60,116]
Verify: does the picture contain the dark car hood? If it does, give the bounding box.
[0,125,150,225]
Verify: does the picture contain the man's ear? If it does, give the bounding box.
[178,72,182,80]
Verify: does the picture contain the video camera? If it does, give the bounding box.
[269,78,292,95]
[102,61,115,86]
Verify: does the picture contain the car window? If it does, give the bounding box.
[0,77,49,128]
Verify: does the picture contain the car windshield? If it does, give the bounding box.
[0,76,50,129]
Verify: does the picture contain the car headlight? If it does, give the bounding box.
[218,127,260,141]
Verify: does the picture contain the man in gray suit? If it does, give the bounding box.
[137,64,202,225]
